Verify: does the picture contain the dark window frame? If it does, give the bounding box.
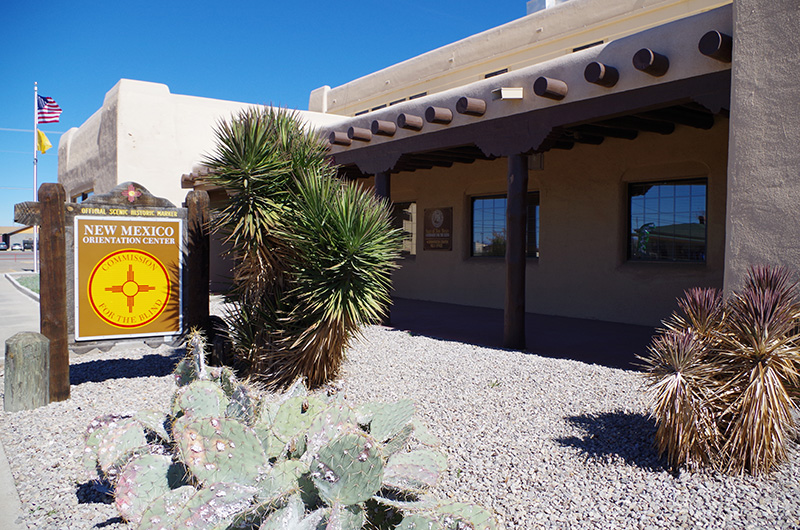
[627,178,707,263]
[391,201,417,257]
[471,192,539,258]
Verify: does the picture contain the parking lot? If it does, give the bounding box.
[0,251,35,273]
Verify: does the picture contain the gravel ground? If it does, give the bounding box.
[1,324,799,529]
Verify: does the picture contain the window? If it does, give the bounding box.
[484,68,508,79]
[628,179,707,262]
[391,202,417,256]
[471,193,539,257]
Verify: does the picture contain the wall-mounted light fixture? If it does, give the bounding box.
[491,87,524,100]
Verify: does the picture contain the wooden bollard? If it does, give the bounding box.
[4,332,50,412]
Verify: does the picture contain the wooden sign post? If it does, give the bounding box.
[15,182,211,403]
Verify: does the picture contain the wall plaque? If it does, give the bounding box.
[423,207,453,251]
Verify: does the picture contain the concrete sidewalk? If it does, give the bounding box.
[1,272,40,530]
[0,273,40,368]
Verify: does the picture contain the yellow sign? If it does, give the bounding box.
[75,216,182,341]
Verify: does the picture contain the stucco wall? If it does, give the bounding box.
[58,79,343,208]
[390,119,729,326]
[723,0,800,293]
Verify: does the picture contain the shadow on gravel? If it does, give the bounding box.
[96,517,124,528]
[76,479,114,505]
[555,411,667,471]
[70,353,182,385]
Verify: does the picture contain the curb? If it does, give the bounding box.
[5,273,39,302]
[0,439,25,530]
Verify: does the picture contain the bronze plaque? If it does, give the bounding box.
[423,207,453,251]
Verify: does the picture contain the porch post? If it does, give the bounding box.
[504,154,528,350]
[374,172,392,325]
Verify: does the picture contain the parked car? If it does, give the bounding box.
[11,243,22,251]
[22,240,33,250]
[0,242,7,251]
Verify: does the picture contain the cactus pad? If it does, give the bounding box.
[369,400,415,443]
[311,431,384,505]
[383,449,447,492]
[435,502,498,530]
[411,418,441,447]
[134,409,170,442]
[83,414,125,478]
[328,503,366,530]
[227,383,257,425]
[114,453,173,524]
[258,460,308,502]
[258,497,302,530]
[172,380,230,419]
[171,481,257,530]
[174,416,268,485]
[215,365,239,397]
[96,418,148,475]
[304,403,359,461]
[137,485,196,530]
[383,423,414,456]
[397,514,442,530]
[271,396,326,443]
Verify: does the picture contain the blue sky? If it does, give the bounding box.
[0,1,531,227]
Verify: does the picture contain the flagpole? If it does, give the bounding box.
[33,82,40,274]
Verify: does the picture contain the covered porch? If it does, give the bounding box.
[318,6,733,350]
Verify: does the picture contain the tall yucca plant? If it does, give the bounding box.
[274,171,401,387]
[203,106,329,304]
[203,107,401,389]
[641,266,800,474]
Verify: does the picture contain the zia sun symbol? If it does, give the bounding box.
[105,265,155,312]
[123,184,142,203]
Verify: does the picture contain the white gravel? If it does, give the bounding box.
[1,325,799,529]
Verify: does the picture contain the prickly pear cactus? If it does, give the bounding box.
[227,383,258,425]
[114,453,174,524]
[271,396,327,443]
[328,503,367,529]
[95,418,148,475]
[134,409,170,442]
[304,402,360,461]
[383,449,448,492]
[171,482,257,530]
[367,400,415,443]
[83,343,499,530]
[138,485,197,530]
[83,414,125,478]
[174,416,268,485]
[258,460,308,501]
[435,502,499,530]
[311,431,384,506]
[172,380,230,419]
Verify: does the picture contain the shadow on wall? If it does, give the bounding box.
[555,411,665,472]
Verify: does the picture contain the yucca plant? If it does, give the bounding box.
[715,266,800,474]
[202,107,401,390]
[641,265,800,474]
[276,171,401,387]
[640,328,723,470]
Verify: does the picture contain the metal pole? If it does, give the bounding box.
[33,82,39,274]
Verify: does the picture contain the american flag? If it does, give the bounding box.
[37,95,62,123]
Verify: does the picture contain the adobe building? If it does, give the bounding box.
[60,0,800,348]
